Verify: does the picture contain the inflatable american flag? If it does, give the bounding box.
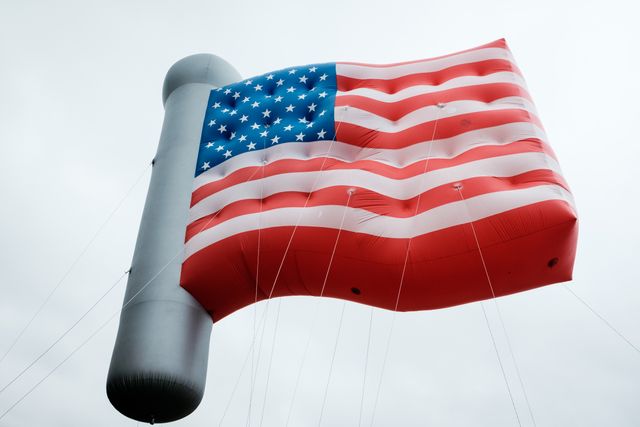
[180,39,578,321]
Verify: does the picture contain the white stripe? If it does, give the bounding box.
[193,122,548,190]
[334,97,538,133]
[336,72,527,102]
[184,184,574,260]
[189,152,563,224]
[336,48,515,80]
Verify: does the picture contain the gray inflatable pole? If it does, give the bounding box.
[107,54,241,424]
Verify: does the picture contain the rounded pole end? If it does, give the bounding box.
[107,375,204,423]
[162,53,242,106]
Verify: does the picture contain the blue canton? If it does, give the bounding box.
[196,63,337,177]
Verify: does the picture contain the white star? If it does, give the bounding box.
[271,135,280,144]
[308,103,317,112]
[239,115,249,123]
[224,88,232,95]
[242,96,250,103]
[274,96,283,102]
[230,131,236,139]
[309,66,317,73]
[318,91,328,98]
[260,130,269,137]
[288,69,297,75]
[299,75,308,84]
[217,124,227,133]
[216,87,223,92]
[238,134,247,142]
[298,94,306,100]
[306,122,314,128]
[319,73,328,81]
[232,91,241,99]
[284,124,293,131]
[262,109,271,118]
[285,104,295,112]
[244,79,253,86]
[254,84,263,91]
[295,132,305,141]
[317,129,327,139]
[205,141,214,148]
[247,141,256,150]
[208,119,216,127]
[266,74,274,80]
[212,102,221,108]
[223,150,232,158]
[273,117,282,125]
[251,101,260,108]
[251,123,260,130]
[298,117,308,124]
[216,145,224,152]
[286,86,296,93]
[276,79,284,86]
[319,110,326,117]
[222,108,229,113]
[229,110,237,116]
[201,162,210,170]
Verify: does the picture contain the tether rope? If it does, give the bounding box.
[563,285,640,355]
[357,308,374,427]
[266,117,345,300]
[479,303,522,427]
[244,301,272,427]
[0,108,350,423]
[284,301,321,427]
[369,106,442,426]
[317,302,346,427]
[0,160,266,421]
[0,163,151,367]
[455,186,527,427]
[218,306,270,427]
[0,238,191,422]
[266,100,364,426]
[368,314,395,427]
[319,190,353,297]
[241,115,346,425]
[0,247,180,423]
[0,270,128,395]
[247,131,269,426]
[0,298,121,421]
[279,188,353,425]
[256,190,353,426]
[257,300,282,427]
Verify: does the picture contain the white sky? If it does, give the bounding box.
[1,0,640,426]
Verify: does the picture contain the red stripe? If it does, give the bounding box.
[180,199,577,322]
[186,170,569,242]
[336,109,542,149]
[338,39,509,68]
[337,59,520,93]
[336,82,531,121]
[191,139,553,206]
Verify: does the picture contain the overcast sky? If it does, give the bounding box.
[1,0,640,426]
